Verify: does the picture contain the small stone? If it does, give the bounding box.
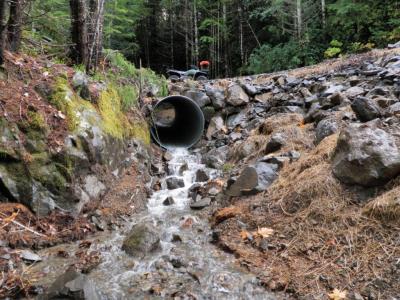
[265,133,285,153]
[166,177,185,190]
[163,151,173,161]
[163,197,175,206]
[20,250,42,262]
[190,197,212,210]
[351,97,382,122]
[195,169,209,182]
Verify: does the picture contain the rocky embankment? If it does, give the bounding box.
[164,50,400,298]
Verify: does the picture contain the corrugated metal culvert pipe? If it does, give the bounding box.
[151,96,205,148]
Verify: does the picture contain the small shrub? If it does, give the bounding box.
[324,40,343,58]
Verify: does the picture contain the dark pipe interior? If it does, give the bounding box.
[151,96,205,148]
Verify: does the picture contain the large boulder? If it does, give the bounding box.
[206,115,226,140]
[183,90,211,108]
[205,85,226,109]
[351,97,382,122]
[225,162,278,196]
[202,145,229,169]
[226,84,249,106]
[315,118,339,144]
[332,121,400,186]
[122,223,161,258]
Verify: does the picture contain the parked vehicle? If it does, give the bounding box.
[166,63,209,81]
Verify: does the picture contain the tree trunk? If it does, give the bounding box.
[184,0,189,69]
[69,0,88,66]
[0,0,6,65]
[193,0,199,65]
[222,2,228,77]
[169,0,174,67]
[88,0,105,71]
[296,0,302,40]
[321,0,326,28]
[7,0,23,52]
[238,3,243,67]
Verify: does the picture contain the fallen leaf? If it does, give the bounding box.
[240,230,251,240]
[328,288,347,300]
[255,227,274,238]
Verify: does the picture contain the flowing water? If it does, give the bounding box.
[88,148,275,299]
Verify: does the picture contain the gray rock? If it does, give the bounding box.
[265,133,286,153]
[122,223,161,257]
[206,115,225,140]
[386,102,400,116]
[20,250,42,262]
[202,145,229,169]
[315,118,339,144]
[226,111,247,128]
[226,162,278,196]
[41,268,101,300]
[72,71,88,88]
[205,85,226,109]
[241,83,258,96]
[351,97,382,122]
[183,90,211,108]
[323,85,345,96]
[84,175,106,199]
[195,169,209,182]
[332,121,400,186]
[190,197,212,210]
[179,162,188,175]
[226,84,249,106]
[374,96,396,108]
[269,106,304,114]
[163,197,175,206]
[163,151,173,161]
[166,177,185,190]
[230,132,242,142]
[344,86,365,98]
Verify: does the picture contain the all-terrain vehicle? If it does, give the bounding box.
[167,61,210,81]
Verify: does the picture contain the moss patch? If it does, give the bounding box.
[50,77,95,131]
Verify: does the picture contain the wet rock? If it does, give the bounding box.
[122,223,161,258]
[226,162,278,196]
[205,85,226,109]
[206,115,225,140]
[315,118,339,144]
[179,162,188,175]
[226,84,249,106]
[265,133,286,154]
[351,97,382,122]
[40,268,100,300]
[166,177,185,190]
[190,197,212,210]
[332,121,400,186]
[195,169,209,182]
[163,151,173,161]
[163,196,175,206]
[183,90,211,108]
[202,145,229,169]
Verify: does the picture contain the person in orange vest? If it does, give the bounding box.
[199,60,210,72]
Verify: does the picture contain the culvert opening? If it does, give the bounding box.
[151,96,205,149]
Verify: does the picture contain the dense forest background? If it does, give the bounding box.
[1,0,400,78]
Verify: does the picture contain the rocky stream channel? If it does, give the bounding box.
[30,148,277,300]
